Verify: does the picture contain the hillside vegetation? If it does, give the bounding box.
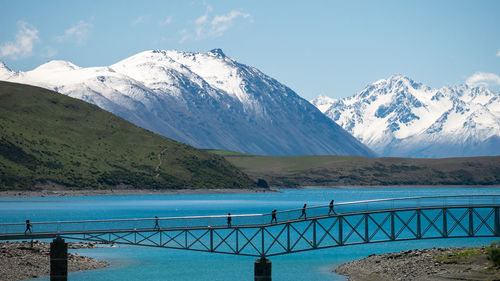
[0,81,256,190]
[209,150,500,186]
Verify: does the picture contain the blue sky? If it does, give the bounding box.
[1,0,499,99]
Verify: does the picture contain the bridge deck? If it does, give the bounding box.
[2,195,500,257]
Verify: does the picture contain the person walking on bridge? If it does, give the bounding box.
[227,213,232,227]
[299,203,307,219]
[271,209,277,224]
[24,219,32,234]
[328,200,336,215]
[154,216,160,230]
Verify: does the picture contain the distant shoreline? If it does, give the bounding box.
[0,187,273,198]
[1,185,499,198]
[300,184,500,189]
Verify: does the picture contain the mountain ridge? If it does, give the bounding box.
[312,75,500,158]
[0,49,376,157]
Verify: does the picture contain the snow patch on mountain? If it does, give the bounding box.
[310,94,337,113]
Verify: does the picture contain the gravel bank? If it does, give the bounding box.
[335,247,500,281]
[0,240,108,281]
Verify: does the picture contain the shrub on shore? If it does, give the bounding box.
[487,241,500,267]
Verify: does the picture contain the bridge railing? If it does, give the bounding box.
[1,195,500,236]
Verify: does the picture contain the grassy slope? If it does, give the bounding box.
[210,150,500,186]
[0,81,257,190]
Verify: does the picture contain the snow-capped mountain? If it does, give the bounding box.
[312,75,500,158]
[310,94,337,113]
[0,49,375,157]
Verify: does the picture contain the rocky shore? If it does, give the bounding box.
[0,187,273,198]
[335,247,500,281]
[0,240,108,281]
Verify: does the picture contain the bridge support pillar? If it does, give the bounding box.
[50,237,68,281]
[495,207,500,236]
[255,257,271,281]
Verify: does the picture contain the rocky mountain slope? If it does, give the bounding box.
[312,75,500,157]
[0,49,375,157]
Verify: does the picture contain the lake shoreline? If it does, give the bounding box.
[1,185,499,198]
[334,246,500,281]
[0,240,108,281]
[300,184,500,189]
[0,187,273,198]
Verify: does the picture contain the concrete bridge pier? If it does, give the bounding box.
[50,237,68,281]
[255,257,271,281]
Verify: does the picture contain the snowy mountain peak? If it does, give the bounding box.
[0,61,15,80]
[316,75,500,157]
[110,48,250,102]
[372,74,406,84]
[33,60,80,72]
[370,74,426,92]
[0,50,375,157]
[0,61,11,71]
[208,48,226,58]
[388,74,411,81]
[310,94,337,113]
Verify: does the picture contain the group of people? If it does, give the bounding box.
[226,199,337,227]
[24,200,338,235]
[278,199,336,223]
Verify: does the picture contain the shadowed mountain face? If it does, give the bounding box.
[0,81,257,190]
[312,75,500,158]
[0,49,375,157]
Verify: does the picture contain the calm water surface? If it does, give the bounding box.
[2,187,500,281]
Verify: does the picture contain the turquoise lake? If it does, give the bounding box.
[2,187,500,281]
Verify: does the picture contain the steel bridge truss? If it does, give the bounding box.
[60,206,500,257]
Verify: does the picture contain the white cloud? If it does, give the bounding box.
[497,49,500,57]
[179,29,190,43]
[56,20,93,45]
[132,16,145,26]
[159,16,172,26]
[42,46,58,58]
[180,6,251,42]
[466,72,500,88]
[211,10,250,37]
[0,21,39,59]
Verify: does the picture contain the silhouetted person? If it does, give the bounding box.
[271,209,277,224]
[154,216,160,230]
[24,219,32,234]
[299,203,307,219]
[329,200,335,215]
[227,213,232,227]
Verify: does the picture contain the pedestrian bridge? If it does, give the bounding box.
[1,195,500,280]
[1,195,500,256]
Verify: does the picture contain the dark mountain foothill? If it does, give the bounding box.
[0,81,257,191]
[210,150,500,187]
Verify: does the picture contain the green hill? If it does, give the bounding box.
[0,81,257,190]
[210,150,500,186]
